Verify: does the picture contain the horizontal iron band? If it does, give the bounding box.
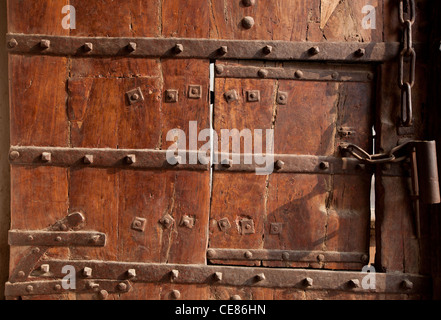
[8,230,107,247]
[5,279,130,297]
[215,64,374,82]
[31,260,430,294]
[9,146,209,171]
[206,249,368,263]
[6,33,400,62]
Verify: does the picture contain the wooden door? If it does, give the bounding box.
[5,0,434,300]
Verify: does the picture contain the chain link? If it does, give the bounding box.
[398,0,416,127]
[340,141,413,165]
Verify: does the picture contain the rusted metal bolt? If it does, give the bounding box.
[83,155,94,165]
[86,281,99,290]
[41,152,52,162]
[170,269,179,281]
[215,65,224,75]
[258,69,269,78]
[127,42,137,52]
[401,279,414,290]
[17,271,25,277]
[207,249,216,259]
[26,285,34,293]
[309,46,320,55]
[170,290,181,300]
[32,247,40,254]
[127,269,136,279]
[54,284,62,291]
[242,16,255,29]
[55,236,62,242]
[83,42,93,52]
[9,151,20,160]
[263,45,273,55]
[331,72,339,80]
[221,159,233,168]
[231,295,242,300]
[255,273,266,282]
[174,43,184,54]
[213,272,223,282]
[131,93,140,101]
[317,254,325,262]
[59,223,68,231]
[117,282,128,291]
[41,264,50,273]
[40,39,51,49]
[244,251,253,259]
[275,160,285,170]
[27,235,34,242]
[294,70,304,79]
[82,267,93,278]
[355,48,366,57]
[125,154,136,165]
[219,46,228,55]
[91,235,101,244]
[367,72,374,80]
[304,277,314,287]
[348,279,361,288]
[319,162,330,170]
[242,0,256,6]
[8,38,18,48]
[282,252,290,261]
[98,290,109,300]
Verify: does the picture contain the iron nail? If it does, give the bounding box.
[127,269,137,279]
[55,236,62,242]
[402,279,414,290]
[331,72,339,79]
[91,235,101,243]
[319,162,330,170]
[83,155,94,165]
[32,247,40,254]
[255,273,266,282]
[242,16,255,29]
[86,281,99,289]
[221,159,233,168]
[263,45,273,55]
[317,254,325,262]
[355,48,366,57]
[17,271,25,277]
[309,46,320,55]
[8,38,18,48]
[41,152,52,163]
[244,251,253,259]
[59,223,68,231]
[127,42,137,52]
[27,235,34,242]
[82,267,93,278]
[367,72,374,80]
[258,69,269,78]
[170,269,179,280]
[125,154,136,165]
[348,279,360,288]
[275,160,285,170]
[170,290,181,300]
[242,0,256,6]
[117,282,128,291]
[214,272,223,282]
[282,252,290,261]
[26,285,34,293]
[54,284,62,291]
[207,249,216,259]
[219,46,228,55]
[174,44,184,54]
[231,295,242,300]
[304,277,314,287]
[294,70,304,79]
[83,42,93,52]
[9,151,20,160]
[41,264,50,273]
[40,39,50,49]
[215,65,224,75]
[98,290,109,300]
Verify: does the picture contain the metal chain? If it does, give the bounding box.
[340,142,412,165]
[398,0,416,127]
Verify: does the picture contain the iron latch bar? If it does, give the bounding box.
[8,230,107,247]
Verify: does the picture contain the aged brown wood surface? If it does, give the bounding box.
[6,0,435,300]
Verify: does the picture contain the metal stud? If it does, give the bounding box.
[331,72,339,80]
[274,160,285,170]
[355,48,366,57]
[17,271,26,278]
[160,214,175,229]
[125,154,136,165]
[294,70,304,79]
[83,42,93,53]
[83,155,94,165]
[82,267,93,278]
[170,269,179,281]
[127,269,137,279]
[170,290,181,300]
[276,91,288,105]
[242,16,255,29]
[348,279,361,288]
[40,264,50,273]
[244,251,253,259]
[219,46,228,55]
[246,90,260,102]
[401,279,414,290]
[8,38,18,48]
[242,0,256,6]
[188,85,202,99]
[282,252,290,261]
[258,69,269,78]
[174,44,184,54]
[41,152,52,163]
[221,158,233,168]
[54,284,62,291]
[213,272,223,282]
[32,247,41,254]
[224,90,238,103]
[218,218,231,232]
[319,161,330,170]
[317,254,325,262]
[262,45,273,55]
[117,282,128,291]
[40,39,50,49]
[126,87,144,105]
[180,215,195,229]
[26,285,34,293]
[215,65,224,75]
[255,273,266,282]
[240,219,255,235]
[127,42,137,53]
[270,223,282,235]
[9,151,20,160]
[98,290,109,300]
[207,249,216,259]
[165,89,179,103]
[231,295,242,300]
[304,277,314,287]
[131,217,147,232]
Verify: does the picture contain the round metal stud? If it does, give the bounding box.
[275,160,285,170]
[170,290,181,300]
[98,290,109,300]
[309,46,320,55]
[263,45,273,55]
[244,251,253,259]
[117,282,128,291]
[317,254,325,262]
[9,151,20,160]
[26,285,34,293]
[231,295,242,300]
[331,72,339,80]
[401,279,414,290]
[8,38,18,48]
[282,252,290,261]
[258,69,268,78]
[304,277,314,287]
[294,70,304,79]
[215,65,224,75]
[242,16,255,29]
[348,279,361,288]
[207,249,216,259]
[54,284,62,291]
[242,0,256,6]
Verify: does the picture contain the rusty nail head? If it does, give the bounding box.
[219,46,228,55]
[9,150,20,160]
[263,45,273,55]
[26,285,34,293]
[317,254,325,262]
[91,235,101,244]
[98,290,109,300]
[83,267,93,278]
[294,70,304,79]
[117,282,128,291]
[83,155,94,165]
[160,214,175,229]
[246,90,260,102]
[402,279,414,290]
[54,284,62,291]
[131,217,147,232]
[218,218,231,231]
[170,269,179,280]
[277,91,288,105]
[86,281,99,289]
[242,16,255,29]
[207,249,216,259]
[320,161,330,170]
[309,46,320,55]
[17,271,25,277]
[41,264,50,273]
[258,69,269,78]
[127,42,137,52]
[275,160,285,170]
[181,216,195,229]
[125,154,136,165]
[270,223,283,235]
[171,290,181,300]
[242,0,256,6]
[32,247,40,254]
[367,72,374,80]
[331,72,339,79]
[27,235,34,241]
[59,223,68,231]
[244,251,253,259]
[127,269,136,279]
[348,279,360,288]
[174,44,184,54]
[224,90,238,103]
[355,48,366,57]
[8,38,18,48]
[83,42,93,52]
[41,152,52,162]
[241,219,255,235]
[282,252,290,261]
[255,273,266,282]
[188,85,202,99]
[214,272,223,282]
[221,158,233,168]
[215,65,224,75]
[231,295,242,300]
[304,277,314,287]
[40,39,50,49]
[165,89,179,103]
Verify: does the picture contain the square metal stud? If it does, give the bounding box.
[131,217,147,232]
[126,87,144,105]
[180,215,195,229]
[246,90,260,102]
[159,214,175,229]
[188,85,202,99]
[270,223,283,235]
[218,218,232,232]
[276,91,288,105]
[240,219,255,235]
[165,89,179,103]
[224,90,238,103]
